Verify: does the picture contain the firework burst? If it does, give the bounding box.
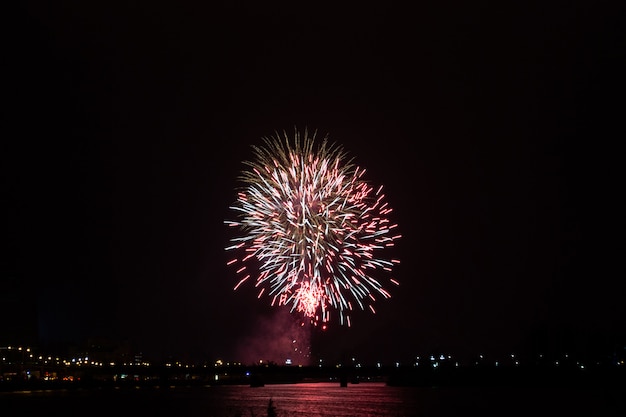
[225,129,401,327]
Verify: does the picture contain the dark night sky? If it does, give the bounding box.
[4,2,625,364]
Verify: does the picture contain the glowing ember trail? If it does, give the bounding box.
[225,129,401,327]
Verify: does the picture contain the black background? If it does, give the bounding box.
[4,1,625,364]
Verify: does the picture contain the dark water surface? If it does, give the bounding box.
[2,382,625,416]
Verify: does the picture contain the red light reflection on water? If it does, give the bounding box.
[217,382,417,417]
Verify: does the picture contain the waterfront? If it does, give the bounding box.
[2,382,626,417]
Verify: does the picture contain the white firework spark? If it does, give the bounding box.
[225,129,401,326]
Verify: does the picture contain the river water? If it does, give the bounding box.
[2,382,625,416]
